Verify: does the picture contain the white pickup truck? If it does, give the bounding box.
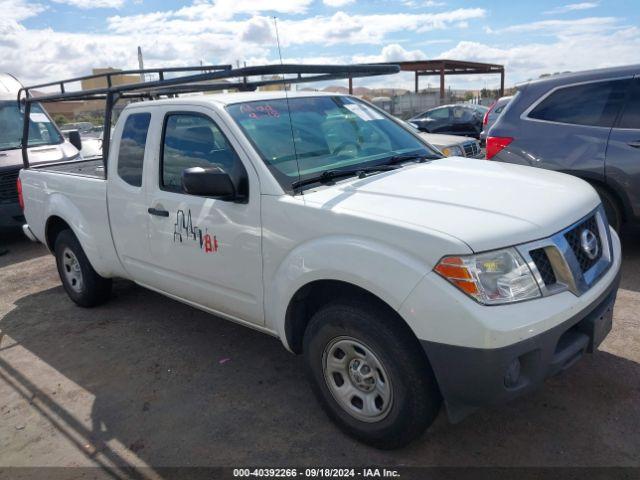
[20,89,621,448]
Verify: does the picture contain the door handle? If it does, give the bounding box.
[148,207,169,217]
[627,141,640,149]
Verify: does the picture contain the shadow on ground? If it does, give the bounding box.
[0,228,639,468]
[1,287,639,467]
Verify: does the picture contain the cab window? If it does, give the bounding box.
[161,113,244,194]
[117,112,151,187]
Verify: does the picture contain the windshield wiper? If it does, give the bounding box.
[292,164,399,190]
[386,152,441,165]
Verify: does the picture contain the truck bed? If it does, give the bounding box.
[32,158,105,179]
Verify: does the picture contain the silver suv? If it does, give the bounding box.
[487,64,640,231]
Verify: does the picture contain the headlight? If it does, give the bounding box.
[441,145,464,157]
[435,248,541,305]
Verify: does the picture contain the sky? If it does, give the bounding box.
[1,0,639,91]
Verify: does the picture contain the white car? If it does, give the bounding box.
[20,89,621,448]
[402,119,483,158]
[417,132,482,158]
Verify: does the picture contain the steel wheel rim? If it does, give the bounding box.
[62,247,83,293]
[322,336,393,423]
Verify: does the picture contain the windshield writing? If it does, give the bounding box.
[227,96,435,190]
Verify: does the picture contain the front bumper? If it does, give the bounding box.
[421,270,620,422]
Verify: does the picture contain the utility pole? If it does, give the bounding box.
[137,46,144,82]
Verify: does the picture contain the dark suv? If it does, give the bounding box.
[487,64,640,231]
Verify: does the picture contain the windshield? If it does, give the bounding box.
[226,96,438,190]
[0,101,63,151]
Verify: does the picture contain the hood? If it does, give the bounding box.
[302,157,600,252]
[418,132,474,148]
[0,142,78,170]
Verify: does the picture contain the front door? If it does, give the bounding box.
[145,107,264,325]
[607,77,640,220]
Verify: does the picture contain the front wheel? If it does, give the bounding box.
[303,300,441,449]
[54,230,112,307]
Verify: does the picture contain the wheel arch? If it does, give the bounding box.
[586,177,629,224]
[284,279,424,356]
[45,215,73,252]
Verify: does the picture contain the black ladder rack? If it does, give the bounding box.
[18,63,400,174]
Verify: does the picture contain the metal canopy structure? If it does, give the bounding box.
[18,63,401,174]
[349,59,505,98]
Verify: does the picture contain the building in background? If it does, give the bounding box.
[43,68,141,125]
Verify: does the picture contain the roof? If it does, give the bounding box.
[125,90,344,109]
[520,63,640,89]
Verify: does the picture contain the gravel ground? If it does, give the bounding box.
[0,227,639,475]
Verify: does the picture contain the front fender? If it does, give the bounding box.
[265,235,432,349]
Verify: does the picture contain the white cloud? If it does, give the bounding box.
[107,7,486,44]
[51,0,125,9]
[323,0,355,7]
[1,0,634,95]
[354,44,426,63]
[438,23,640,84]
[403,0,446,7]
[240,16,274,43]
[543,2,598,15]
[0,0,46,22]
[170,0,313,21]
[489,16,619,35]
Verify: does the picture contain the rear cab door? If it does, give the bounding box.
[106,107,154,281]
[144,104,264,325]
[606,76,640,221]
[497,78,630,176]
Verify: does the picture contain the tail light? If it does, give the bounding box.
[17,178,24,210]
[483,100,497,126]
[486,136,513,160]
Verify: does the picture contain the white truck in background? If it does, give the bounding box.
[19,67,621,448]
[0,73,80,230]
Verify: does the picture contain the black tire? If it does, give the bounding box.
[54,229,112,307]
[593,185,622,232]
[303,299,441,449]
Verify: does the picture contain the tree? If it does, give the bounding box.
[54,114,69,125]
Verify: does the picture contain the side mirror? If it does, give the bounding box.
[182,166,236,199]
[68,130,82,151]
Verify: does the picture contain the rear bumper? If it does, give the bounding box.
[22,224,38,242]
[421,270,620,422]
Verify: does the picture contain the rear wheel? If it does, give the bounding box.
[593,185,622,232]
[54,230,112,307]
[303,299,441,449]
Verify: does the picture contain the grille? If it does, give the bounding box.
[462,141,480,157]
[530,248,557,286]
[564,215,602,273]
[0,170,20,205]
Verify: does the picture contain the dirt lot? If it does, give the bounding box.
[1,228,639,474]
